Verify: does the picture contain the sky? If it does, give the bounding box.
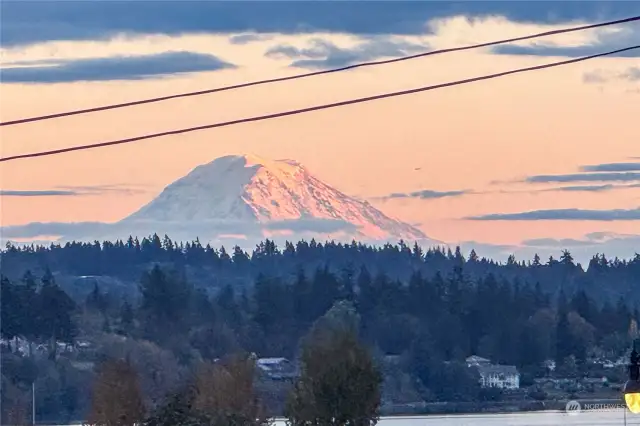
[1,1,639,264]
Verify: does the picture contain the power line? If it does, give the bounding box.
[1,44,637,164]
[1,15,638,127]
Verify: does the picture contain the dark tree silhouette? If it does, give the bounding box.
[286,301,382,426]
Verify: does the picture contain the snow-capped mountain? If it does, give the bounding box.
[122,154,428,243]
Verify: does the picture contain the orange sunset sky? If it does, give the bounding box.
[1,2,639,262]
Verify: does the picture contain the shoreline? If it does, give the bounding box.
[36,398,629,424]
[380,397,626,417]
[41,409,630,426]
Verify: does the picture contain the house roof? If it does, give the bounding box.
[477,364,519,376]
[466,355,491,364]
[256,357,289,366]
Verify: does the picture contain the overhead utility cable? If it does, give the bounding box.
[2,44,637,163]
[1,15,638,127]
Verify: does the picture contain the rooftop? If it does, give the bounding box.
[466,355,491,364]
[476,364,519,376]
[256,357,289,366]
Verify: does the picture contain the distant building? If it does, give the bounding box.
[466,355,491,367]
[543,359,556,372]
[383,354,402,366]
[476,364,520,389]
[466,355,520,389]
[255,357,298,381]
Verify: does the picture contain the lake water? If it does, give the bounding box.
[60,411,640,425]
[275,411,640,425]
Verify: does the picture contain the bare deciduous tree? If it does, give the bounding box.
[194,354,271,426]
[97,335,186,406]
[87,358,145,426]
[2,381,30,426]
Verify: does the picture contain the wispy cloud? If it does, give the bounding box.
[1,51,234,83]
[229,33,273,45]
[537,184,640,193]
[526,172,640,183]
[0,222,116,239]
[508,161,640,187]
[455,231,640,265]
[0,184,146,197]
[494,43,640,58]
[0,218,357,243]
[491,22,640,58]
[521,231,640,248]
[467,207,640,221]
[521,237,597,247]
[495,183,640,194]
[547,184,619,192]
[265,37,428,69]
[55,184,148,196]
[582,69,609,83]
[0,190,78,197]
[376,188,470,201]
[583,67,640,84]
[580,162,640,172]
[388,182,639,199]
[621,67,640,81]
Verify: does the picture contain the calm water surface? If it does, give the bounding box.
[277,411,639,425]
[61,412,640,425]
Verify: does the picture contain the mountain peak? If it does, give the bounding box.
[207,154,303,170]
[123,154,428,243]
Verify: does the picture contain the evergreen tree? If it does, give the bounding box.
[139,265,192,341]
[145,386,206,426]
[37,272,77,359]
[555,311,572,363]
[0,277,20,341]
[120,301,134,331]
[560,250,575,266]
[286,301,381,426]
[86,283,107,313]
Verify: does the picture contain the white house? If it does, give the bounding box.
[255,357,298,381]
[466,355,520,389]
[543,359,556,372]
[476,364,520,390]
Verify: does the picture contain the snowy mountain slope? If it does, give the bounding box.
[122,154,428,242]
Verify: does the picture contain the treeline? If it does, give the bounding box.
[91,302,382,426]
[4,261,638,366]
[2,235,640,303]
[0,271,76,358]
[4,300,383,426]
[2,251,639,422]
